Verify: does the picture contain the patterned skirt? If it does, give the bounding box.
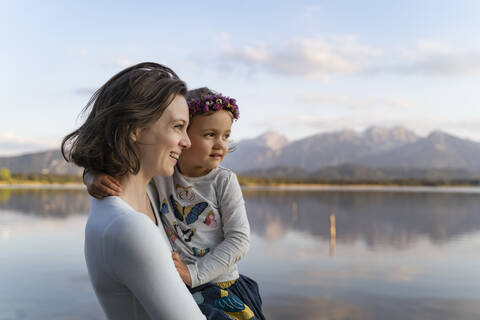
[189,274,266,320]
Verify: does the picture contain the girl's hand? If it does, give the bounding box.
[172,252,192,287]
[84,170,122,199]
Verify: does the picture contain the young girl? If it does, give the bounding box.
[85,88,265,320]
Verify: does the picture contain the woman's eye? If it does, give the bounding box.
[174,124,184,130]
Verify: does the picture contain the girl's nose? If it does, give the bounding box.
[214,138,227,149]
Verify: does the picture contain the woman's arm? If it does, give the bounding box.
[106,213,206,319]
[185,172,250,288]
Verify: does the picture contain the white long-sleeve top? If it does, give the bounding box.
[151,166,250,288]
[84,185,206,320]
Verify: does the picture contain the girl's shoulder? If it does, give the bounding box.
[214,166,236,179]
[213,167,242,195]
[206,167,239,190]
[176,166,236,184]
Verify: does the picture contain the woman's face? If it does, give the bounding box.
[135,95,191,177]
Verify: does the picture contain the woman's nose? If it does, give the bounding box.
[180,132,191,149]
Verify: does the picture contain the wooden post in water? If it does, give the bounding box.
[330,213,336,256]
[291,201,297,222]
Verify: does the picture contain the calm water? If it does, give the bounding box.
[1,188,480,319]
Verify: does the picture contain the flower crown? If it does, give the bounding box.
[187,93,239,120]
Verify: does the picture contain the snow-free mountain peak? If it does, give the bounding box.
[254,131,289,151]
[363,126,418,146]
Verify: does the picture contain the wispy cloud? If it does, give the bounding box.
[73,87,97,96]
[392,53,480,76]
[218,36,480,78]
[115,58,133,68]
[295,93,417,110]
[253,114,372,133]
[0,132,58,156]
[220,35,382,79]
[368,40,480,76]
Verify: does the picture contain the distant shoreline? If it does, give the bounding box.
[242,184,480,194]
[1,182,480,194]
[0,183,86,190]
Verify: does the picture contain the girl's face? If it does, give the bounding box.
[135,95,191,177]
[178,110,233,177]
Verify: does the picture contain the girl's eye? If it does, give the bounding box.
[205,133,215,137]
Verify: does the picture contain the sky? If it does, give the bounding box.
[1,0,480,156]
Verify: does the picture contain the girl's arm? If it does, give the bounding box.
[83,170,122,199]
[185,172,250,288]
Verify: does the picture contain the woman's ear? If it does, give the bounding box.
[130,127,142,143]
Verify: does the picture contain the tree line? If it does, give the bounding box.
[1,167,479,186]
[237,175,480,187]
[0,168,82,184]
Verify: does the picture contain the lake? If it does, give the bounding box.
[1,187,480,319]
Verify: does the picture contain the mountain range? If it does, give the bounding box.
[0,150,82,175]
[1,126,480,179]
[224,126,480,178]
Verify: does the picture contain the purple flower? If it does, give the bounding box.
[186,93,240,119]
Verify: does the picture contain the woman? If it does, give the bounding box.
[62,62,206,319]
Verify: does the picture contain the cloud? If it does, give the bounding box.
[398,40,453,59]
[295,93,417,110]
[368,40,480,76]
[219,36,480,78]
[116,58,133,68]
[253,114,370,134]
[73,87,97,96]
[256,114,375,131]
[220,35,383,78]
[374,54,480,76]
[0,132,58,156]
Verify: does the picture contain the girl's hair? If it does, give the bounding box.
[61,62,187,176]
[186,87,216,125]
[186,87,238,152]
[186,87,214,101]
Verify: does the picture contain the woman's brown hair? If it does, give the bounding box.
[61,62,187,176]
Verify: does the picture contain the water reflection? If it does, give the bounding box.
[264,295,480,320]
[2,188,480,319]
[244,190,480,249]
[0,189,90,218]
[330,213,336,256]
[4,188,479,249]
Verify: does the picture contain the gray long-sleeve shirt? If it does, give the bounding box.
[151,166,250,288]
